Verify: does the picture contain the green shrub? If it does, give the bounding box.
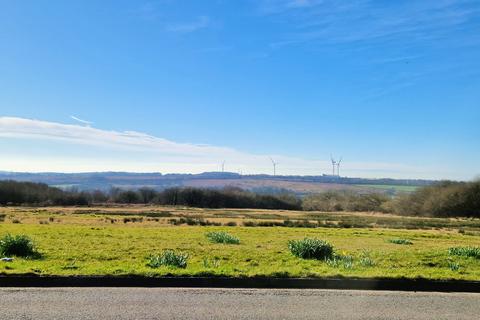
[325,253,355,269]
[359,250,375,267]
[288,238,334,260]
[448,246,480,259]
[168,218,222,226]
[146,250,188,268]
[448,261,460,271]
[206,231,240,244]
[340,255,354,269]
[0,234,40,258]
[202,257,220,268]
[388,238,413,245]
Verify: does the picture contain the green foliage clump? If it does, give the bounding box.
[326,254,355,269]
[448,261,460,271]
[325,250,374,269]
[288,238,334,260]
[206,231,240,244]
[0,234,40,258]
[168,217,222,226]
[202,257,220,268]
[359,250,375,267]
[448,246,480,259]
[388,238,413,245]
[146,250,188,268]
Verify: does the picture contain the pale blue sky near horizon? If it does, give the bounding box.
[0,0,479,180]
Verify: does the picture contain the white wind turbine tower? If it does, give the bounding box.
[330,155,337,176]
[221,160,225,173]
[336,157,343,177]
[269,157,278,176]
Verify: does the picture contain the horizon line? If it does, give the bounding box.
[0,170,452,182]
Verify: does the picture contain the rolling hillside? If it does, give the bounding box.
[0,171,432,195]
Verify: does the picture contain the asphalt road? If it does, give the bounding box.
[0,288,479,320]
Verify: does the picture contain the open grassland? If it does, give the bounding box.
[0,206,479,280]
[2,206,480,233]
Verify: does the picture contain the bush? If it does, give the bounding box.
[392,180,480,217]
[448,246,480,259]
[168,218,222,226]
[0,234,40,258]
[146,250,189,268]
[325,253,355,269]
[388,238,413,245]
[359,250,375,267]
[288,238,334,260]
[206,231,240,244]
[302,191,389,212]
[448,261,460,271]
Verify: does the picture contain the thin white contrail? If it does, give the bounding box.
[70,116,93,126]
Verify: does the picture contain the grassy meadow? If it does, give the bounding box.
[0,206,479,280]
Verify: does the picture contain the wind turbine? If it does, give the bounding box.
[269,157,278,176]
[330,155,337,176]
[221,160,225,173]
[336,157,343,177]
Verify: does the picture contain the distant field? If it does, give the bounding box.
[355,184,419,193]
[185,179,422,194]
[0,206,479,280]
[184,179,372,194]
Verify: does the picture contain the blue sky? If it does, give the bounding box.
[0,0,479,179]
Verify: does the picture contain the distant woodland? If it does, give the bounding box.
[0,180,479,218]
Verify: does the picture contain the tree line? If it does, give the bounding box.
[302,180,480,217]
[0,181,301,210]
[0,179,478,217]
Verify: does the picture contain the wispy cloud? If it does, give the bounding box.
[261,0,480,101]
[260,0,479,47]
[0,117,432,178]
[70,116,93,126]
[166,16,210,33]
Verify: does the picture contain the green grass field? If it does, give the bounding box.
[1,206,479,280]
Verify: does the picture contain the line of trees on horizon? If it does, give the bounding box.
[0,181,301,210]
[0,179,478,218]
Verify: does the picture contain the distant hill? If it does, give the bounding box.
[0,171,435,195]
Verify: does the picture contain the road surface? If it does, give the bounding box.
[0,288,478,319]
